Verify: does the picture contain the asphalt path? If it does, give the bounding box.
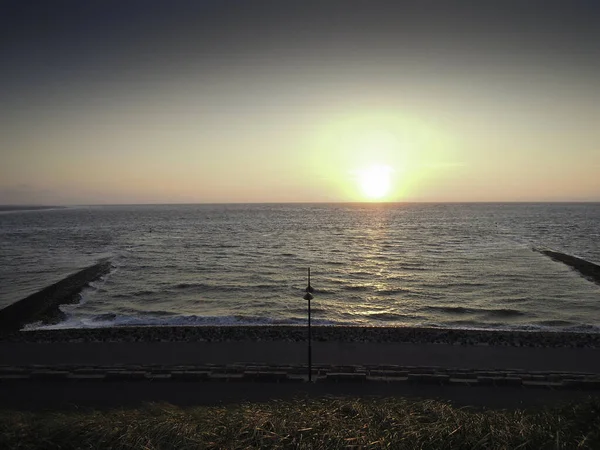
[1,341,599,373]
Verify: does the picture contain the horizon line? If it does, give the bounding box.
[3,200,600,208]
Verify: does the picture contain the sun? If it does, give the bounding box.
[356,164,393,200]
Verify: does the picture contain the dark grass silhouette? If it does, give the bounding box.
[1,397,599,449]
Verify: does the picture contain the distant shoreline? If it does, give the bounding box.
[0,205,65,212]
[3,202,600,208]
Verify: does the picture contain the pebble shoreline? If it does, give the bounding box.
[5,326,600,348]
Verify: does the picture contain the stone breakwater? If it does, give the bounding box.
[0,260,112,333]
[6,326,600,348]
[1,363,600,390]
[534,247,600,285]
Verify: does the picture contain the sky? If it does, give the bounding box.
[1,0,600,204]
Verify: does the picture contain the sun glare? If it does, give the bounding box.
[357,164,393,200]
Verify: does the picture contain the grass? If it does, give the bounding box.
[1,397,599,449]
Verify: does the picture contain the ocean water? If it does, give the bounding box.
[1,203,599,332]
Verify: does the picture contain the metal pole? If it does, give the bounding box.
[303,267,314,383]
[308,289,312,382]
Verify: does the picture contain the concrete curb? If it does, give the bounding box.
[1,364,600,390]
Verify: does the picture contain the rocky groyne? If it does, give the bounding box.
[0,260,112,333]
[534,248,600,285]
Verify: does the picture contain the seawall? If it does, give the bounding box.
[0,260,112,333]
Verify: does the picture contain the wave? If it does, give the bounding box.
[288,307,328,315]
[325,261,346,266]
[26,310,599,334]
[375,288,412,295]
[172,282,280,292]
[29,313,342,329]
[437,322,600,334]
[343,285,371,291]
[310,288,337,295]
[420,282,489,289]
[320,278,346,285]
[486,309,526,318]
[536,320,575,327]
[394,266,429,271]
[498,296,533,304]
[425,306,472,314]
[485,309,526,318]
[366,312,422,321]
[111,284,292,299]
[213,243,240,248]
[425,306,525,318]
[444,320,503,328]
[91,313,117,322]
[562,324,600,333]
[113,289,162,299]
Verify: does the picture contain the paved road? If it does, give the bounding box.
[1,341,600,373]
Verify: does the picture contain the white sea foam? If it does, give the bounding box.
[26,313,342,330]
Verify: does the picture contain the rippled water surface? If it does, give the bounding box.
[1,203,599,331]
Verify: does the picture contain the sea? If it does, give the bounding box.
[1,203,599,332]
